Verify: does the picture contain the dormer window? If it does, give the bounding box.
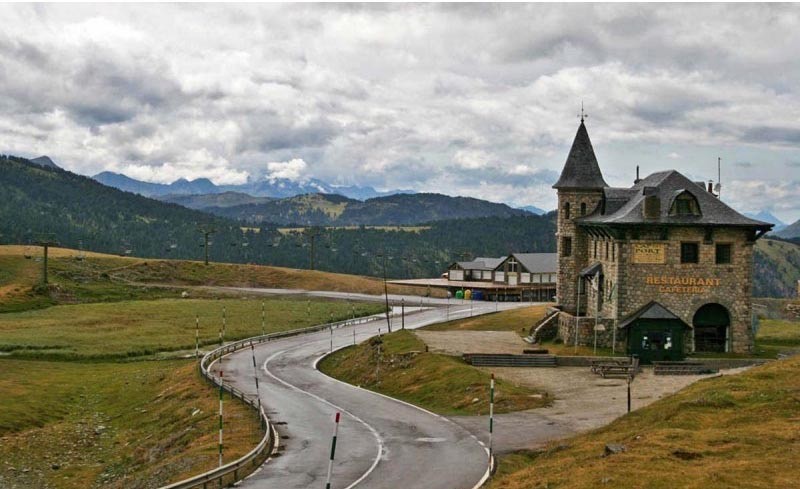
[669,190,701,217]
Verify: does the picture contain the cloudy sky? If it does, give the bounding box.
[1,3,799,221]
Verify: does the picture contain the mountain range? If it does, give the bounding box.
[93,171,414,201]
[745,210,786,232]
[0,154,555,279]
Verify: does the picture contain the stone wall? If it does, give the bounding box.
[556,311,618,348]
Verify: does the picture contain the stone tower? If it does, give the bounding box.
[553,120,608,314]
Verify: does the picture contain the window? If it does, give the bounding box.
[580,202,587,216]
[562,236,572,257]
[593,240,597,258]
[605,241,609,259]
[681,242,699,264]
[716,243,732,264]
[611,242,616,262]
[670,191,701,217]
[563,202,571,219]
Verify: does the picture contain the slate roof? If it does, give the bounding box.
[511,253,558,273]
[455,257,506,271]
[619,301,689,329]
[579,170,773,229]
[553,121,609,190]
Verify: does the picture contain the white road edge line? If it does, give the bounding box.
[315,342,492,489]
[262,347,384,489]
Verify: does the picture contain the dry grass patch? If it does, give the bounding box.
[0,359,261,489]
[489,356,800,489]
[422,304,551,336]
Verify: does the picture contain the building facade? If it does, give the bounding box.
[553,120,772,360]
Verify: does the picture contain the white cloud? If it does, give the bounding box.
[0,4,799,220]
[265,158,309,182]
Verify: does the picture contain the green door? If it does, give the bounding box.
[627,319,685,363]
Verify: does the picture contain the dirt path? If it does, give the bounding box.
[415,330,527,355]
[421,329,754,452]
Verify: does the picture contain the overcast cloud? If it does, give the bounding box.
[1,3,799,221]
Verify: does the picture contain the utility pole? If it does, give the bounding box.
[380,251,392,332]
[198,226,216,266]
[303,227,323,270]
[34,234,59,285]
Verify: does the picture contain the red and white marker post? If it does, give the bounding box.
[325,412,341,489]
[489,373,495,462]
[218,370,224,467]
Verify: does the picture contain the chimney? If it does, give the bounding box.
[635,165,641,184]
[642,186,660,219]
[707,181,714,193]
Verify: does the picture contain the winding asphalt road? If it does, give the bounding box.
[208,295,531,489]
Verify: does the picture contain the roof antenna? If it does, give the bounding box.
[715,157,722,200]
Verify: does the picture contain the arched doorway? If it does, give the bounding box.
[693,303,730,353]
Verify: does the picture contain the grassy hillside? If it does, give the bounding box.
[0,360,260,489]
[0,245,427,312]
[754,239,800,297]
[0,297,383,360]
[489,355,800,489]
[318,330,550,416]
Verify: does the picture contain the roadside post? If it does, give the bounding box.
[250,343,262,424]
[325,412,341,489]
[195,314,200,359]
[218,371,224,469]
[376,328,381,384]
[489,373,495,464]
[401,298,405,330]
[261,301,266,336]
[330,325,333,353]
[222,306,227,340]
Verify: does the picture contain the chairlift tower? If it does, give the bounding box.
[198,226,216,266]
[34,234,59,285]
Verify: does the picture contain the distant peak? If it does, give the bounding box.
[30,155,60,169]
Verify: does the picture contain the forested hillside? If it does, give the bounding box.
[205,192,532,225]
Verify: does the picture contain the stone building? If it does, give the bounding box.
[553,118,772,361]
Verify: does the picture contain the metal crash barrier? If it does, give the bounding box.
[157,314,382,489]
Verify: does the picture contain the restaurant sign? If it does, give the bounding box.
[645,275,722,294]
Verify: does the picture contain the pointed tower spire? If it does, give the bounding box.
[552,119,608,189]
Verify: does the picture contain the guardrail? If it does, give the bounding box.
[157,313,384,489]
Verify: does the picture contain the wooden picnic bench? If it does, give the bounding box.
[590,359,629,374]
